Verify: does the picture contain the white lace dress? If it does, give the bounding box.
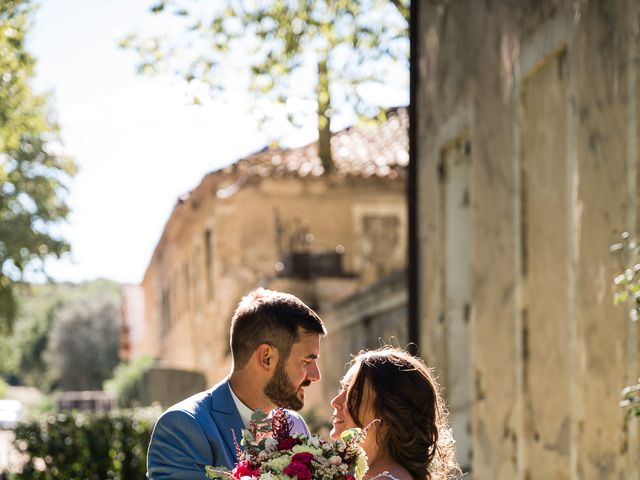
[368,472,402,480]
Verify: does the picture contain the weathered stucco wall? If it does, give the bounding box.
[416,1,639,478]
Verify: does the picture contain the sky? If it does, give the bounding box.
[28,0,286,285]
[27,0,408,285]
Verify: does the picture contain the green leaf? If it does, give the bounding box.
[614,291,629,304]
[150,2,166,14]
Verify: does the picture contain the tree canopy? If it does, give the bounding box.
[44,295,120,391]
[120,0,409,170]
[0,0,76,331]
[0,279,121,391]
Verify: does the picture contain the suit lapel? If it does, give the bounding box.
[210,379,245,463]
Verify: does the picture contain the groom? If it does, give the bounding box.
[147,288,326,479]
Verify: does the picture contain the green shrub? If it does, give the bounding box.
[33,395,54,415]
[0,377,7,398]
[12,406,161,479]
[104,355,154,408]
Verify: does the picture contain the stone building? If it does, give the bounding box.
[134,110,408,401]
[412,1,639,478]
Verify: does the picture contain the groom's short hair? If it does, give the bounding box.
[230,288,326,369]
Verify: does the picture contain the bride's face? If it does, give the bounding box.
[329,363,376,440]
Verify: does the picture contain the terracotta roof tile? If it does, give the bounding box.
[173,108,408,207]
[226,107,408,179]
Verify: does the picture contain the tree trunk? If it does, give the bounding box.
[317,58,333,174]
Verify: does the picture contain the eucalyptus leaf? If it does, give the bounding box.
[251,408,268,423]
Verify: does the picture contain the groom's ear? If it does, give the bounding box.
[255,343,279,372]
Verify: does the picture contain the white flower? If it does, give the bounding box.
[264,438,278,451]
[259,473,273,480]
[354,448,369,480]
[339,464,348,473]
[329,456,342,466]
[240,476,257,480]
[308,435,321,448]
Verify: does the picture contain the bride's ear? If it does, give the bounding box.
[255,343,279,372]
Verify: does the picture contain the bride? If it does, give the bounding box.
[329,347,459,480]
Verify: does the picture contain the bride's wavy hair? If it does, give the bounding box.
[346,347,459,480]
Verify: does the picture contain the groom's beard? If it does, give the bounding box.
[264,361,311,410]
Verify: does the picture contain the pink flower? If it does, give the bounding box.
[283,460,312,480]
[291,452,314,466]
[277,437,298,450]
[232,460,260,480]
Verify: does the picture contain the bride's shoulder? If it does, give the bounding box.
[367,469,412,480]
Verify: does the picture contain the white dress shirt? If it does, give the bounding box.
[229,383,254,428]
[228,382,309,435]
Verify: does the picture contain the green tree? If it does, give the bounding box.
[120,0,409,171]
[0,376,7,398]
[44,297,120,391]
[0,0,76,331]
[0,280,121,389]
[11,296,60,387]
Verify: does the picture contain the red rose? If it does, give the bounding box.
[277,437,298,450]
[283,460,312,480]
[291,452,314,466]
[232,460,260,480]
[345,475,356,480]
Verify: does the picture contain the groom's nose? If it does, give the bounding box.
[307,361,321,382]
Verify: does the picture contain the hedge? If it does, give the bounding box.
[11,406,161,479]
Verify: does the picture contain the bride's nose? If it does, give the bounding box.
[330,389,346,409]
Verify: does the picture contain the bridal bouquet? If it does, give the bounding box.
[205,409,369,480]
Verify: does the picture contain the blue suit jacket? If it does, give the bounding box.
[147,379,309,479]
